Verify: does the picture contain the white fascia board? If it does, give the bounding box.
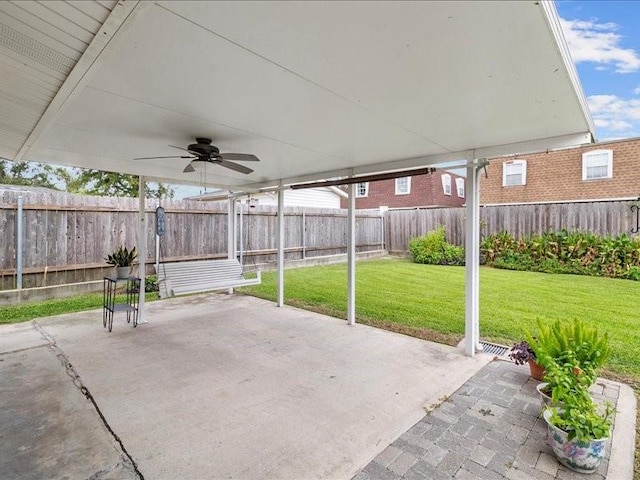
[474,132,593,160]
[240,131,593,191]
[539,0,596,138]
[15,0,147,161]
[482,196,639,207]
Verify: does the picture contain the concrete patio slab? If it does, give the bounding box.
[7,294,490,479]
[0,337,136,479]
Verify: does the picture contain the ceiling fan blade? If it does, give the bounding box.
[215,159,254,174]
[219,153,259,162]
[133,155,194,160]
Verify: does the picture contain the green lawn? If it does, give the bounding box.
[240,257,640,381]
[2,258,638,381]
[0,292,159,324]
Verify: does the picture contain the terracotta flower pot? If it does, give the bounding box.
[528,360,545,381]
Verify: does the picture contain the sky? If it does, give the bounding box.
[556,1,640,141]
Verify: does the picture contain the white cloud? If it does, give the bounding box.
[560,18,640,73]
[635,86,640,95]
[587,94,640,138]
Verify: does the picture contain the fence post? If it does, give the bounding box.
[379,206,388,251]
[302,209,306,259]
[16,196,23,290]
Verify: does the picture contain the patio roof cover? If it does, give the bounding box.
[0,0,594,190]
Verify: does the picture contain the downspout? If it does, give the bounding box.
[464,160,486,356]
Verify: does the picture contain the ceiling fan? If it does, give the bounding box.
[133,137,259,174]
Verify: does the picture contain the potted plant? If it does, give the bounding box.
[105,246,137,279]
[542,356,614,474]
[526,319,611,403]
[508,340,544,381]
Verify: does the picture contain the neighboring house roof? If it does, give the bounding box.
[480,136,640,205]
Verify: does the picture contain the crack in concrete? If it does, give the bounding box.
[32,321,145,480]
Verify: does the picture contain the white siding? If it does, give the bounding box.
[246,188,341,208]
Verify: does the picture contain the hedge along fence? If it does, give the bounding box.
[0,186,384,290]
[480,230,640,280]
[386,200,640,252]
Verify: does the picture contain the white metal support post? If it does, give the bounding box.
[464,162,481,356]
[277,187,285,307]
[227,195,236,294]
[16,195,23,290]
[137,176,147,323]
[347,183,356,325]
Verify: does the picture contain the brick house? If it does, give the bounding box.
[480,137,640,205]
[339,169,466,209]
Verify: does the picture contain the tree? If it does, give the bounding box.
[63,170,174,199]
[0,159,61,189]
[0,160,174,198]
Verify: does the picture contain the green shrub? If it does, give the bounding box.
[409,227,464,265]
[145,275,159,293]
[482,229,640,280]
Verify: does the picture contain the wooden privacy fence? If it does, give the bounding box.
[0,187,384,290]
[386,200,640,252]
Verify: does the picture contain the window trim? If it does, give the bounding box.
[355,182,369,198]
[395,176,411,195]
[582,149,613,181]
[455,177,465,198]
[441,173,452,196]
[502,160,527,187]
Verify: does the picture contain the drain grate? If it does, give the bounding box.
[479,341,509,356]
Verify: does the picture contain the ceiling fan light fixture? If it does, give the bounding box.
[189,159,208,173]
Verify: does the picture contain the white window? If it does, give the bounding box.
[582,150,613,180]
[395,177,411,195]
[503,160,527,186]
[355,182,369,197]
[455,177,465,198]
[441,174,451,196]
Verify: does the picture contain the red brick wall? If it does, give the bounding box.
[339,170,466,209]
[480,137,640,204]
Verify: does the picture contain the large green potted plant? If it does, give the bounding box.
[527,318,611,406]
[542,355,614,473]
[105,246,137,279]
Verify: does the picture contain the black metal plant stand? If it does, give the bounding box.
[103,276,141,332]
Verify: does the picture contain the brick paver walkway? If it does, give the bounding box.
[353,359,621,480]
